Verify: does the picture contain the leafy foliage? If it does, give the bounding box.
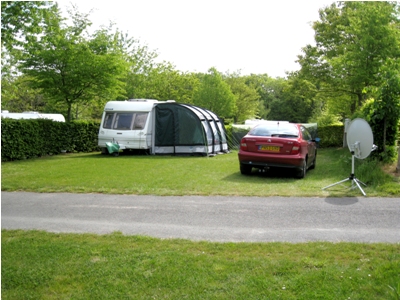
[126,61,199,103]
[1,1,59,80]
[365,70,400,162]
[244,74,281,120]
[19,7,130,121]
[1,1,57,52]
[1,75,46,112]
[297,1,400,116]
[192,68,236,119]
[268,76,317,123]
[225,72,260,123]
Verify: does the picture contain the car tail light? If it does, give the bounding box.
[291,142,301,154]
[240,139,248,150]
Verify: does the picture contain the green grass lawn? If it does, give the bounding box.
[2,230,400,300]
[2,148,399,299]
[1,148,399,197]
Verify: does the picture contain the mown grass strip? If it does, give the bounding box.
[2,230,400,299]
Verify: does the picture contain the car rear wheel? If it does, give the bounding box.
[296,159,307,179]
[309,153,317,170]
[240,164,252,175]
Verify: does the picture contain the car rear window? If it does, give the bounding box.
[248,123,299,137]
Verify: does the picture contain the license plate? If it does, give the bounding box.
[259,145,280,152]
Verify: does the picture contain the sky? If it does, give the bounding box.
[58,0,334,78]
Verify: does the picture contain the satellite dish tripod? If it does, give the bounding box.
[322,142,367,196]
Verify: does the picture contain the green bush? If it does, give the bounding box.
[1,119,100,161]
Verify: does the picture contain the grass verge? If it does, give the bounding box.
[2,230,400,300]
[1,148,399,197]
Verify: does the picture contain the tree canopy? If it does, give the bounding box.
[192,68,236,119]
[16,5,131,121]
[297,1,400,115]
[224,72,260,123]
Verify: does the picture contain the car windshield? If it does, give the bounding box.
[248,123,299,138]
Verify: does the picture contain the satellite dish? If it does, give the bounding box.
[346,118,374,159]
[323,118,376,196]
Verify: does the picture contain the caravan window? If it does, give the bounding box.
[103,113,114,129]
[113,113,133,129]
[133,113,148,129]
[102,112,149,130]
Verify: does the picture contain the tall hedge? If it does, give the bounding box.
[1,119,100,161]
[317,125,344,148]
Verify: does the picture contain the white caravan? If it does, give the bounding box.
[98,99,162,154]
[98,99,229,156]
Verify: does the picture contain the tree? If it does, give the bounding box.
[243,74,315,123]
[370,69,400,161]
[1,1,59,87]
[19,6,130,121]
[245,74,285,120]
[267,75,317,123]
[126,59,199,104]
[225,72,260,123]
[297,1,400,116]
[192,68,235,119]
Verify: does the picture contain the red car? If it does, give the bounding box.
[238,122,317,178]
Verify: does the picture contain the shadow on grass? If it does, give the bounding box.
[59,150,211,160]
[55,152,152,160]
[222,167,301,183]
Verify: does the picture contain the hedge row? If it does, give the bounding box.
[1,119,100,161]
[1,119,345,162]
[317,125,344,148]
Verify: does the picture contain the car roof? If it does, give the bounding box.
[252,122,299,129]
